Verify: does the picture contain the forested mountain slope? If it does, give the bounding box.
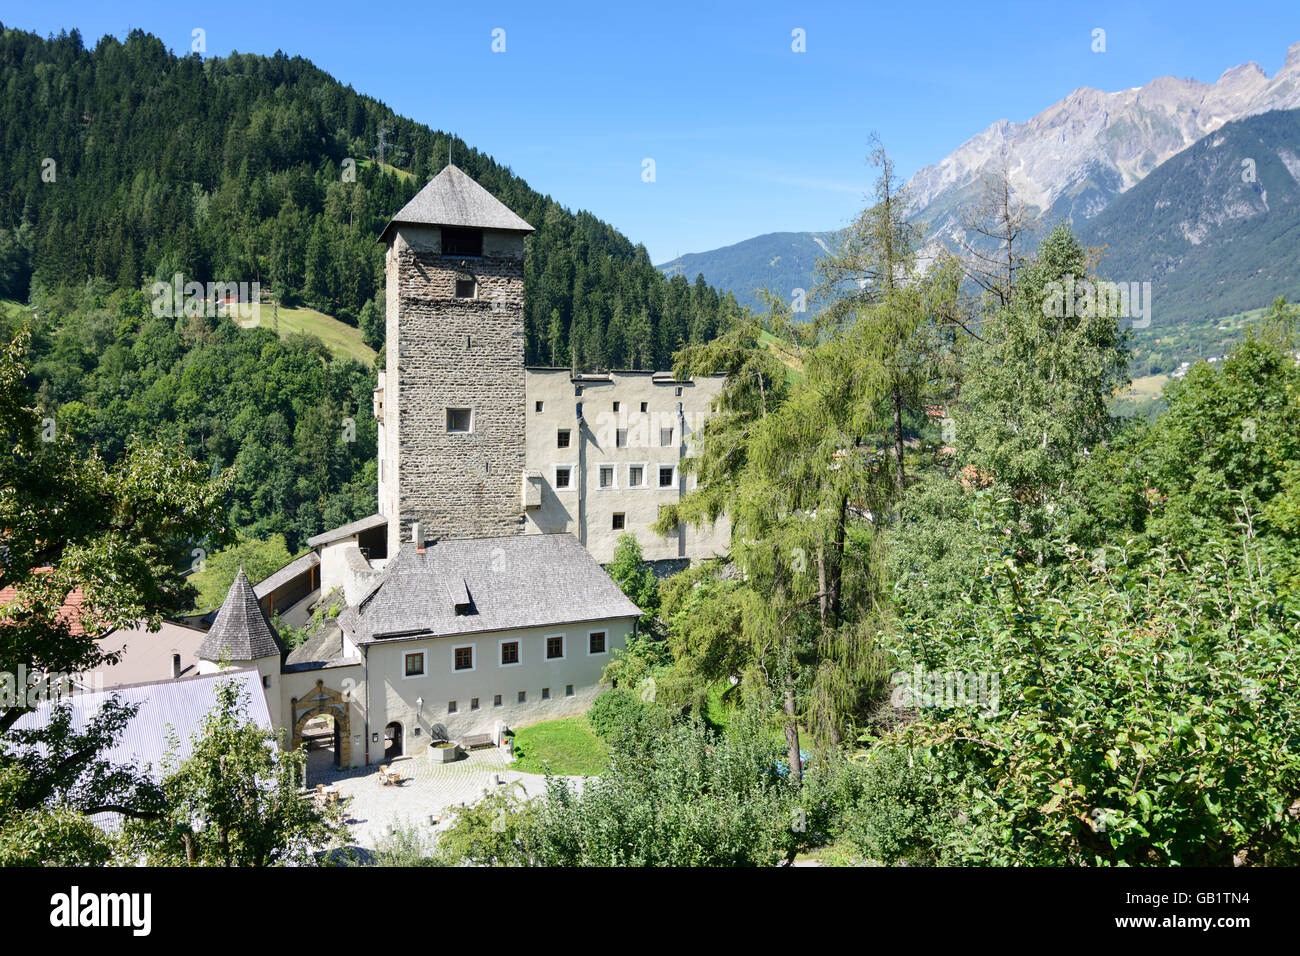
[0,24,742,369]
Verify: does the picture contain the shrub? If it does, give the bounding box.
[585,688,647,744]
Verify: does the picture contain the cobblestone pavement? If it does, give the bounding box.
[307,746,583,852]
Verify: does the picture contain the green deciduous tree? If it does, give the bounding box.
[121,681,342,866]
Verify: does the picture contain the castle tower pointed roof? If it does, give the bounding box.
[198,569,280,662]
[379,164,534,243]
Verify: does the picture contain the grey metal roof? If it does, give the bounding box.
[379,164,534,242]
[306,513,387,549]
[338,534,641,645]
[254,551,320,598]
[198,569,281,662]
[9,668,271,829]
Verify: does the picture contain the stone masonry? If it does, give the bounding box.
[385,226,527,552]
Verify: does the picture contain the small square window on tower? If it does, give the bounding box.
[536,400,544,413]
[446,408,472,433]
[612,513,625,530]
[554,466,573,489]
[640,401,648,413]
[599,465,615,489]
[660,427,674,447]
[613,401,620,412]
[455,278,477,299]
[557,428,571,448]
[659,465,675,487]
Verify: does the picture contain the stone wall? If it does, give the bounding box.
[387,225,527,552]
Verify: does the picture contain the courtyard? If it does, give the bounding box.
[306,744,583,851]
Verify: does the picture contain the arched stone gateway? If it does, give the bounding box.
[290,680,352,768]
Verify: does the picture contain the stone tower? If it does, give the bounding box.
[376,164,534,556]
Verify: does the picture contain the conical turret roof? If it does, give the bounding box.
[198,568,280,662]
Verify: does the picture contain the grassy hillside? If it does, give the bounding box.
[262,303,376,365]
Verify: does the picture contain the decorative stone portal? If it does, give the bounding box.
[291,680,352,768]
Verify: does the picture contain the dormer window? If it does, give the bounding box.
[443,227,483,257]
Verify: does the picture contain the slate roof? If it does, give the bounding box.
[253,550,320,598]
[306,514,387,549]
[338,534,641,645]
[198,569,281,662]
[9,668,271,830]
[284,621,361,672]
[379,164,534,242]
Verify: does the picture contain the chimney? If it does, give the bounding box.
[171,653,182,679]
[412,520,425,554]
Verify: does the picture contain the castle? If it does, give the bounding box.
[50,166,730,774]
[372,163,729,565]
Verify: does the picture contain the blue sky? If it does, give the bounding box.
[7,0,1300,261]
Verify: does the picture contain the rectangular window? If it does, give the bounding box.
[555,466,572,489]
[501,641,520,666]
[471,697,480,710]
[599,465,615,489]
[542,687,550,700]
[448,700,457,714]
[660,427,674,447]
[546,635,565,660]
[613,401,620,412]
[453,646,473,671]
[442,227,483,257]
[640,401,648,413]
[454,278,477,299]
[674,386,683,396]
[628,464,644,488]
[557,428,571,448]
[405,652,425,677]
[659,465,675,487]
[493,694,502,707]
[518,690,527,703]
[616,428,628,448]
[535,400,544,413]
[446,408,472,433]
[612,513,625,530]
[589,631,607,654]
[566,684,575,697]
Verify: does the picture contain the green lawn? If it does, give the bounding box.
[510,715,609,776]
[261,302,376,365]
